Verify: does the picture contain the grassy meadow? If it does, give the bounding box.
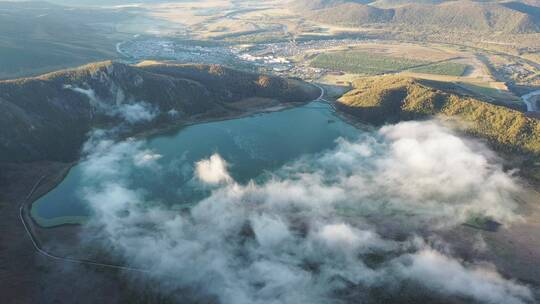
[311,51,426,75]
[408,62,468,76]
[311,51,469,76]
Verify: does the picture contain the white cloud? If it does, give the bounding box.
[315,223,388,254]
[396,249,532,304]
[251,215,292,249]
[76,120,532,304]
[114,102,159,124]
[64,85,101,108]
[168,109,180,117]
[133,149,162,167]
[195,154,232,185]
[64,84,159,124]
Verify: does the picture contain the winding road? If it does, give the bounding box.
[311,82,337,111]
[19,176,154,273]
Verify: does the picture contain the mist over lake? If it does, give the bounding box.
[32,102,531,304]
[3,0,540,303]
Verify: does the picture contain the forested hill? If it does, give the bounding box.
[0,61,319,162]
[295,0,540,33]
[337,76,540,155]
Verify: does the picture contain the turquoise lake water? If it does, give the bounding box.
[31,102,360,227]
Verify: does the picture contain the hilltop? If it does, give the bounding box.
[337,76,540,155]
[0,61,319,162]
[296,0,540,33]
[305,3,393,25]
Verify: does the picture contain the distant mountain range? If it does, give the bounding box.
[0,61,319,162]
[295,0,540,33]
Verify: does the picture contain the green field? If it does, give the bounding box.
[407,62,468,76]
[310,51,471,76]
[311,51,426,75]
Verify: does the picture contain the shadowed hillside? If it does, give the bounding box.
[0,61,319,162]
[338,76,540,155]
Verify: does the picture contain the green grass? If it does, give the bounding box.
[311,51,469,76]
[407,62,469,76]
[310,51,427,75]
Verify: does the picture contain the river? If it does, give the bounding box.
[522,89,540,112]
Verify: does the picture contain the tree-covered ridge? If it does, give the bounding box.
[0,61,319,162]
[338,76,540,155]
[297,0,540,33]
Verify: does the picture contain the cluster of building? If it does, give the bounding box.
[247,39,365,58]
[116,37,367,81]
[117,39,238,65]
[233,39,366,79]
[501,63,538,83]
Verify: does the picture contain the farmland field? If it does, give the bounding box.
[407,61,469,76]
[310,51,426,75]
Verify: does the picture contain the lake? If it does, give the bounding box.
[31,102,360,227]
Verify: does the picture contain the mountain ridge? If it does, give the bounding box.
[297,0,540,33]
[337,75,540,155]
[0,61,319,162]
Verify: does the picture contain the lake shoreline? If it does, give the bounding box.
[13,97,540,299]
[26,98,318,229]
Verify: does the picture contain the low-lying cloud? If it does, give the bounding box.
[395,249,532,304]
[78,120,533,304]
[113,102,159,124]
[65,85,159,124]
[195,153,232,185]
